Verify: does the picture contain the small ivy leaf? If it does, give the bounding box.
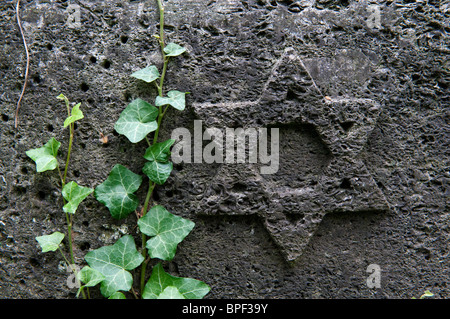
[143,139,175,162]
[26,137,61,173]
[36,231,65,253]
[84,235,144,298]
[155,90,186,111]
[420,290,434,299]
[138,205,195,261]
[157,286,185,299]
[114,98,159,143]
[62,181,94,214]
[131,66,160,83]
[76,266,105,287]
[57,93,68,101]
[143,263,210,299]
[94,164,143,219]
[108,292,126,299]
[63,103,84,128]
[164,43,186,57]
[57,93,70,107]
[143,161,173,185]
[142,139,175,185]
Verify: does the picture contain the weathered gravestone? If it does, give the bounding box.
[0,0,448,298]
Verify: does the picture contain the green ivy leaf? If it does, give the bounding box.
[420,290,434,299]
[142,139,175,185]
[114,98,159,143]
[26,137,61,173]
[62,181,94,214]
[157,286,185,299]
[143,139,175,162]
[143,161,173,185]
[131,66,160,83]
[36,231,65,253]
[84,235,144,298]
[108,292,126,299]
[138,205,195,261]
[143,263,210,299]
[155,90,186,111]
[77,266,105,287]
[94,164,142,219]
[63,102,84,128]
[164,43,186,57]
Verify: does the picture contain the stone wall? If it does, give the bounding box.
[0,0,448,298]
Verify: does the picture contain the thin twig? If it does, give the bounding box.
[15,0,30,129]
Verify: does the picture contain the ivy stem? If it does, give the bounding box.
[139,0,168,296]
[59,247,86,299]
[63,124,73,186]
[63,123,75,265]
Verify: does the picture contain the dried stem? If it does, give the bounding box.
[15,0,30,128]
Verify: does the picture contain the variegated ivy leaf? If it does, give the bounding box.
[143,263,210,299]
[84,235,144,298]
[36,231,65,253]
[155,90,186,111]
[62,181,94,214]
[63,102,84,128]
[164,43,186,57]
[114,98,159,143]
[94,164,142,219]
[131,65,160,83]
[26,137,61,173]
[142,139,175,185]
[138,205,195,261]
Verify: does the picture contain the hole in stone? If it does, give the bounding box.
[174,163,183,171]
[32,73,41,84]
[286,88,297,101]
[47,124,54,132]
[80,82,89,92]
[232,182,247,192]
[80,242,91,251]
[165,190,174,198]
[29,257,40,267]
[120,35,129,44]
[123,91,132,102]
[339,178,352,189]
[284,212,305,224]
[153,191,160,201]
[339,121,354,132]
[46,43,53,50]
[14,186,26,194]
[89,56,97,64]
[21,167,28,174]
[38,191,47,199]
[80,142,86,149]
[1,114,9,122]
[73,170,81,177]
[102,60,111,69]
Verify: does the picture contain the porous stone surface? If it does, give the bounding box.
[0,0,448,298]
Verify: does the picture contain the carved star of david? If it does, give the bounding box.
[192,48,389,262]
